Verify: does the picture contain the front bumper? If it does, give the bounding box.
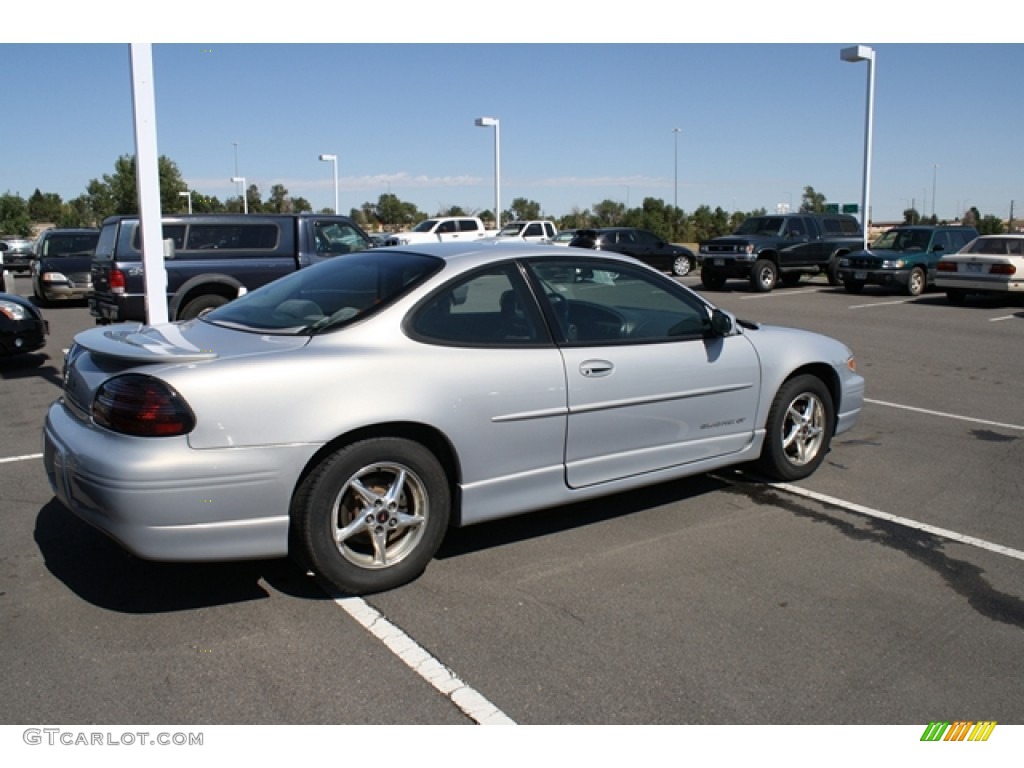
[43,401,323,561]
[836,267,911,288]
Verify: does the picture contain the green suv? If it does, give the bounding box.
[837,225,978,296]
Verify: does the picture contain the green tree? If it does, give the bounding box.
[508,197,542,221]
[28,189,64,222]
[690,205,732,242]
[592,199,626,227]
[0,193,33,236]
[84,154,188,220]
[58,196,93,228]
[800,186,827,213]
[977,214,1005,235]
[902,208,921,225]
[266,184,292,213]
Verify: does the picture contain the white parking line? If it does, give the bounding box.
[0,452,43,464]
[848,299,913,309]
[740,288,821,300]
[333,595,516,725]
[989,315,1016,322]
[865,398,1024,432]
[770,482,1024,563]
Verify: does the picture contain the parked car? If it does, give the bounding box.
[491,220,558,243]
[935,234,1024,303]
[0,292,48,356]
[31,228,100,304]
[89,213,372,323]
[836,225,978,296]
[385,217,487,246]
[45,242,863,595]
[569,227,697,276]
[0,237,36,274]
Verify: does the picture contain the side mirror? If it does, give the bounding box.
[707,308,734,337]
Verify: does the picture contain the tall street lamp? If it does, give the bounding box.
[231,176,247,214]
[178,190,192,214]
[672,127,681,210]
[319,153,339,214]
[475,116,500,229]
[932,163,939,219]
[840,44,876,250]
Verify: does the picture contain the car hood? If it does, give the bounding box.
[71,320,310,365]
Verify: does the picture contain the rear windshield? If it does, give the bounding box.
[202,250,442,334]
[40,233,99,257]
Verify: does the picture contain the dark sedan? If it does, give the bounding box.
[0,292,48,356]
[569,227,696,276]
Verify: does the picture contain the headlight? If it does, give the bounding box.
[41,271,69,283]
[839,258,850,267]
[0,299,31,321]
[881,259,906,269]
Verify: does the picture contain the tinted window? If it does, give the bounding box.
[437,221,457,234]
[129,224,186,252]
[184,224,278,250]
[41,233,99,257]
[528,258,711,345]
[458,219,481,233]
[411,264,545,346]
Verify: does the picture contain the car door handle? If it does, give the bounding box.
[580,360,614,378]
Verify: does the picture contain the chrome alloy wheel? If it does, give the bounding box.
[780,392,827,466]
[332,462,428,569]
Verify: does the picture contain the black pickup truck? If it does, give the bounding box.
[89,213,372,323]
[698,213,864,292]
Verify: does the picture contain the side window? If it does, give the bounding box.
[314,221,367,254]
[544,223,555,238]
[411,265,546,346]
[184,224,278,250]
[528,259,710,345]
[437,221,457,234]
[131,224,185,251]
[458,219,480,233]
[931,232,951,252]
[524,223,542,237]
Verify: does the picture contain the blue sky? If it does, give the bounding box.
[2,7,1021,224]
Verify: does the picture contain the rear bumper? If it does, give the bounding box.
[935,276,1024,293]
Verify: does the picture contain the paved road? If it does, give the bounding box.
[2,270,1022,737]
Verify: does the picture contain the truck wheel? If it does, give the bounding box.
[755,374,835,481]
[291,437,450,595]
[179,294,229,320]
[843,280,865,294]
[671,255,693,277]
[750,260,777,292]
[701,267,726,291]
[905,267,926,297]
[826,257,843,287]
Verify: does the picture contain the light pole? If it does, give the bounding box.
[178,190,192,214]
[672,127,681,210]
[231,176,247,214]
[319,153,339,214]
[932,163,938,219]
[475,116,500,229]
[840,44,876,250]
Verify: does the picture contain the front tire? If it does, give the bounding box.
[905,267,926,297]
[292,438,450,595]
[671,254,693,277]
[756,375,835,481]
[750,259,778,292]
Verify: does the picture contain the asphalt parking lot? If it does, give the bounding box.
[2,268,1023,731]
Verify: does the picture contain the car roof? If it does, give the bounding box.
[386,239,640,269]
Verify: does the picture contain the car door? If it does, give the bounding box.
[527,257,760,489]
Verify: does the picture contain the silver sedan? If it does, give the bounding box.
[44,242,864,595]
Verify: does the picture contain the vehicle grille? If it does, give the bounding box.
[703,243,743,254]
[845,256,881,269]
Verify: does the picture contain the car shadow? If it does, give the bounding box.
[34,500,323,613]
[436,473,729,559]
[0,351,64,388]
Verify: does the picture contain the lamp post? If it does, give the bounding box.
[932,163,938,219]
[231,176,247,214]
[475,116,500,229]
[319,153,339,214]
[178,190,192,214]
[840,44,876,250]
[672,127,681,210]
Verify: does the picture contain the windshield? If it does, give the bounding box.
[42,233,99,257]
[734,217,785,236]
[412,220,439,233]
[497,223,526,236]
[871,229,930,251]
[202,250,442,334]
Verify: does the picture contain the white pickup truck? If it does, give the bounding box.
[491,220,558,243]
[385,216,488,246]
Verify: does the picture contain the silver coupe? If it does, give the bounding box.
[44,242,864,594]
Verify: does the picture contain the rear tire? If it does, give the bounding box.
[671,255,694,277]
[292,438,450,595]
[756,375,835,481]
[179,293,229,320]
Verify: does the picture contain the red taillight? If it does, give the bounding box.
[990,263,1016,275]
[109,268,126,294]
[92,374,195,437]
[936,261,957,272]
